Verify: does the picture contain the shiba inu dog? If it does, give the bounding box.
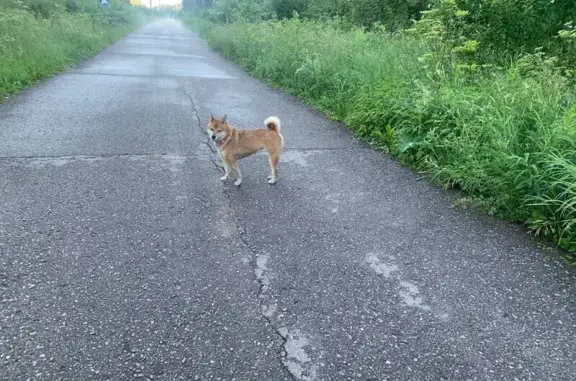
[207,113,284,186]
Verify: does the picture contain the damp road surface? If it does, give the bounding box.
[1,19,575,381]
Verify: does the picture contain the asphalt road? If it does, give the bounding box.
[1,19,575,381]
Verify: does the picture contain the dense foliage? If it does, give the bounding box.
[184,1,576,260]
[0,0,152,100]
[184,0,576,63]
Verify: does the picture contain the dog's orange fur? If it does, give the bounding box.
[207,113,284,186]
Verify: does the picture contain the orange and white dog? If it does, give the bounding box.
[207,113,284,186]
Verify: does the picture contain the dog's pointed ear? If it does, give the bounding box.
[222,114,227,123]
[209,113,215,122]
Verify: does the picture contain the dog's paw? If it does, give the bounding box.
[220,176,229,181]
[234,179,242,186]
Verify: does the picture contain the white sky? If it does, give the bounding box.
[142,0,182,7]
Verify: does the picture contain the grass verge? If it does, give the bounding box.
[186,16,576,262]
[0,7,152,101]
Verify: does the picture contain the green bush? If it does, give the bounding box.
[0,0,152,100]
[186,16,576,259]
[187,0,576,64]
[457,0,576,61]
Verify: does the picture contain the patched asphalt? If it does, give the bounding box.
[1,19,575,381]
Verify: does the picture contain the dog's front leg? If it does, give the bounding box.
[220,160,231,181]
[232,162,242,186]
[217,150,231,181]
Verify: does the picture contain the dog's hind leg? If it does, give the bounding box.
[267,153,279,184]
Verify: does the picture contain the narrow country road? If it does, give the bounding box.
[1,19,575,381]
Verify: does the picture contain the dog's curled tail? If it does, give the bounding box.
[264,116,281,133]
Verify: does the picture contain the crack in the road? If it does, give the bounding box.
[183,83,304,380]
[184,85,321,381]
[216,190,300,381]
[183,85,216,155]
[198,158,319,381]
[198,166,299,380]
[0,148,365,163]
[0,153,192,161]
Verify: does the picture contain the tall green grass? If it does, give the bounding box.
[187,17,576,260]
[0,5,151,100]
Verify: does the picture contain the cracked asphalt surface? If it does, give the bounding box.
[1,19,575,381]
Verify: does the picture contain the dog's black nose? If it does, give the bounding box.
[211,135,216,140]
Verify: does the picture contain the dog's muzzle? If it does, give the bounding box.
[211,134,217,140]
